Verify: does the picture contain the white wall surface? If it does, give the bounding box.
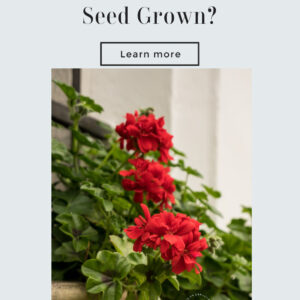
[171,69,219,189]
[80,69,251,229]
[81,69,172,131]
[216,69,252,228]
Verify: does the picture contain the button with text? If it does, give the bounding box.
[100,42,199,66]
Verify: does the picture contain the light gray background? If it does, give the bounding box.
[1,0,300,299]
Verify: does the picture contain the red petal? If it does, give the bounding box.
[157,117,165,128]
[121,179,136,190]
[126,113,136,125]
[183,254,196,265]
[187,241,201,251]
[124,226,144,239]
[163,234,178,245]
[133,238,143,252]
[171,256,186,274]
[194,262,203,273]
[176,220,196,236]
[199,238,208,250]
[134,192,144,203]
[119,170,135,177]
[137,136,158,153]
[140,203,151,221]
[127,125,140,137]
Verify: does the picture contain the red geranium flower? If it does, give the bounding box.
[171,235,208,274]
[119,158,175,210]
[124,203,152,252]
[115,111,173,163]
[124,204,207,274]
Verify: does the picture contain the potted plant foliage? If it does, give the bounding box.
[52,81,252,300]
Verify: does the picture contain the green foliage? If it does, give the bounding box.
[52,81,252,299]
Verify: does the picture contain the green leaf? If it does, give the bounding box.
[79,154,99,168]
[81,182,113,213]
[221,232,250,256]
[205,275,224,288]
[109,235,146,265]
[96,250,131,279]
[235,271,251,292]
[52,163,81,182]
[52,138,72,163]
[205,203,223,217]
[110,235,133,256]
[140,280,161,300]
[199,214,217,229]
[102,281,122,300]
[149,280,162,300]
[155,272,168,284]
[131,268,146,285]
[102,183,124,196]
[52,190,78,202]
[53,80,77,101]
[69,194,94,214]
[171,147,186,157]
[193,191,208,201]
[178,159,185,169]
[112,197,131,212]
[227,290,250,300]
[54,242,81,262]
[177,201,203,217]
[212,294,230,300]
[72,130,101,149]
[56,213,98,250]
[227,219,251,242]
[73,239,88,252]
[81,226,99,241]
[202,185,221,198]
[80,182,104,200]
[52,193,94,215]
[56,213,87,230]
[109,215,127,235]
[127,252,147,266]
[126,292,137,300]
[86,278,109,294]
[242,206,252,217]
[78,95,103,113]
[185,166,203,178]
[168,275,180,291]
[179,270,202,287]
[139,290,149,300]
[202,256,224,274]
[82,259,111,281]
[231,254,251,271]
[103,199,113,212]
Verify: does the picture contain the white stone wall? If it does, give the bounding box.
[80,69,172,131]
[216,69,252,228]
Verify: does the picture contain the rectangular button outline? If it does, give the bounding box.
[100,42,200,66]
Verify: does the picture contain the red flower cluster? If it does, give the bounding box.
[115,111,173,163]
[120,158,175,210]
[125,204,208,274]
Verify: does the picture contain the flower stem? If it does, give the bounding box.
[128,203,134,219]
[84,240,91,261]
[154,250,161,260]
[96,143,116,170]
[71,116,80,174]
[114,151,137,174]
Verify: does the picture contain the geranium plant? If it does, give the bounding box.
[52,81,252,300]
